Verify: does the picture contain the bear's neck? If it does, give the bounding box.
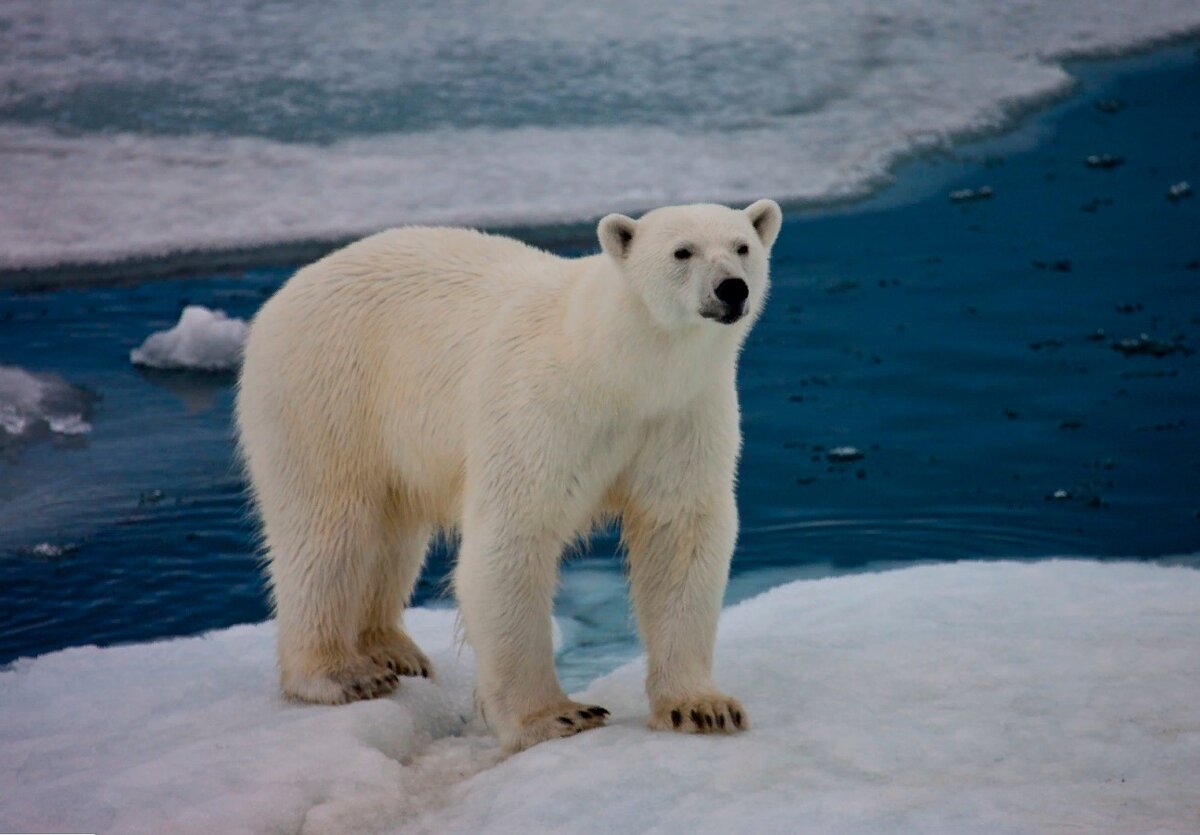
[560,256,740,407]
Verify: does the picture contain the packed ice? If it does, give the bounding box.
[2,560,1197,834]
[129,305,248,372]
[3,0,1200,269]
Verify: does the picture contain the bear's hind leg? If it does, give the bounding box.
[269,502,400,704]
[358,514,435,680]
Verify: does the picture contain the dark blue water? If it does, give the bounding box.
[1,47,1198,667]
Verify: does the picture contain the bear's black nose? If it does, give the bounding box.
[714,278,749,305]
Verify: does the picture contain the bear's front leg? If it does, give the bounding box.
[455,523,609,753]
[624,397,748,735]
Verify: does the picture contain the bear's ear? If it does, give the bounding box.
[744,199,782,250]
[598,213,637,260]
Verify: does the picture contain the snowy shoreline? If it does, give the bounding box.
[3,560,1198,834]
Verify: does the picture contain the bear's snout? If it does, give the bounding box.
[709,277,749,324]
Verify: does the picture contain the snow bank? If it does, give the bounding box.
[2,561,1198,835]
[129,305,247,371]
[0,364,95,442]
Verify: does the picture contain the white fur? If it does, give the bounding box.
[235,200,782,751]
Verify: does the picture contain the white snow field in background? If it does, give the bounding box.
[3,1,1200,269]
[129,305,248,371]
[0,364,94,440]
[2,560,1198,834]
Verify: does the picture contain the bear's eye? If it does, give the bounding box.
[673,247,692,260]
[737,243,750,256]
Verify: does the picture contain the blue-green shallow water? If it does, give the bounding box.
[1,47,1198,675]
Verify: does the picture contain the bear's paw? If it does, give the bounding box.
[505,700,610,753]
[650,694,748,735]
[282,658,400,705]
[362,628,434,681]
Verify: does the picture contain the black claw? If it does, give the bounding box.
[717,714,726,729]
[387,660,398,672]
[705,714,714,728]
[421,668,429,678]
[577,710,592,719]
[596,707,610,716]
[558,715,575,726]
[351,683,364,696]
[671,709,682,727]
[733,710,742,727]
[690,709,702,726]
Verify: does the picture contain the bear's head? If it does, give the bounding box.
[597,200,781,330]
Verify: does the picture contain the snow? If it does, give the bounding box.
[2,561,1198,835]
[129,305,248,371]
[0,364,95,442]
[3,0,1200,270]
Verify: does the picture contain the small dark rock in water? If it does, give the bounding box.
[825,279,860,294]
[826,446,865,463]
[1085,329,1107,342]
[1166,181,1192,202]
[1085,154,1124,170]
[949,185,993,203]
[1059,419,1084,430]
[1121,369,1179,379]
[1136,420,1188,433]
[1112,333,1192,357]
[1114,302,1143,314]
[1094,98,1125,114]
[1031,259,1072,273]
[796,476,817,485]
[1004,409,1020,420]
[1080,197,1115,213]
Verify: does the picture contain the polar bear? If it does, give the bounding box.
[235,200,781,752]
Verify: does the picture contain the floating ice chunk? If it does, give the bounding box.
[1166,180,1192,201]
[826,445,865,462]
[46,414,91,435]
[1084,153,1124,169]
[1111,332,1191,357]
[0,365,95,443]
[21,542,78,559]
[949,185,993,203]
[130,305,248,371]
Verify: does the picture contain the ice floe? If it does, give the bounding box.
[2,560,1198,834]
